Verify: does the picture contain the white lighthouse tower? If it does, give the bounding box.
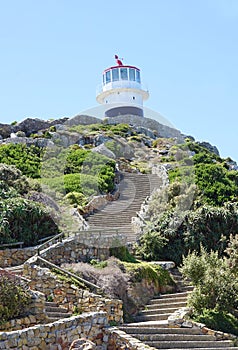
[96,55,149,118]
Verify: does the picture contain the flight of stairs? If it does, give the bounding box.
[86,171,162,243]
[120,271,238,350]
[45,301,72,322]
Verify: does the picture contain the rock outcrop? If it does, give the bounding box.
[91,143,116,159]
[197,141,220,156]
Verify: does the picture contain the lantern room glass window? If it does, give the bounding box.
[103,74,105,84]
[120,68,128,80]
[106,71,111,83]
[129,68,136,81]
[136,70,141,83]
[112,68,119,81]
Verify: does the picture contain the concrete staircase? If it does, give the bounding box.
[120,272,238,349]
[86,172,162,243]
[134,291,190,323]
[45,301,72,322]
[119,323,238,349]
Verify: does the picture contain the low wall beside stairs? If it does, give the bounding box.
[0,246,37,267]
[0,228,125,268]
[0,290,47,332]
[24,261,123,324]
[0,311,108,350]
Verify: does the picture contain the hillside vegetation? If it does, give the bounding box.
[0,117,238,333]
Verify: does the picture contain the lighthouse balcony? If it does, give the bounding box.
[96,82,149,103]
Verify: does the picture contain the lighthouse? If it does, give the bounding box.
[96,55,149,118]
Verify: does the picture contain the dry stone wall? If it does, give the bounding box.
[0,228,124,267]
[0,290,46,332]
[0,247,37,268]
[23,262,123,324]
[0,311,108,350]
[39,231,125,264]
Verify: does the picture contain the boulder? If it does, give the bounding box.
[13,117,69,136]
[51,131,80,147]
[0,123,13,138]
[69,338,96,350]
[92,143,116,159]
[14,118,52,136]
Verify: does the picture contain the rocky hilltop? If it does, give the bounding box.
[0,114,220,155]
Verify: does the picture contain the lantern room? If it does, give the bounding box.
[96,56,149,118]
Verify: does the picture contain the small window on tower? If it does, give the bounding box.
[112,68,119,81]
[129,68,136,81]
[106,71,111,83]
[136,70,141,83]
[120,68,128,80]
[132,96,135,100]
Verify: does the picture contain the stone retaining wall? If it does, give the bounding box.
[0,311,108,350]
[0,247,37,268]
[107,327,156,350]
[0,290,46,332]
[0,228,124,268]
[23,262,123,324]
[39,231,126,265]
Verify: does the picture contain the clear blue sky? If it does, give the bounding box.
[0,0,237,161]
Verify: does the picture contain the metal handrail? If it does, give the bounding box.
[0,241,24,249]
[36,256,101,292]
[37,233,64,255]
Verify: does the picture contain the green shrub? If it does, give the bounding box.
[180,246,238,314]
[194,309,238,336]
[0,163,30,194]
[122,261,174,287]
[137,203,238,265]
[64,191,87,206]
[0,181,18,199]
[194,163,238,205]
[0,197,59,246]
[136,231,168,261]
[168,141,238,206]
[0,144,43,178]
[109,246,137,263]
[0,270,31,323]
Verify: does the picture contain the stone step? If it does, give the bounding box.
[149,297,188,305]
[139,307,180,316]
[146,301,187,309]
[145,340,236,349]
[45,301,59,308]
[46,311,72,318]
[128,334,216,342]
[119,327,203,335]
[180,285,194,291]
[152,292,190,300]
[135,313,171,322]
[45,306,69,313]
[45,301,72,320]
